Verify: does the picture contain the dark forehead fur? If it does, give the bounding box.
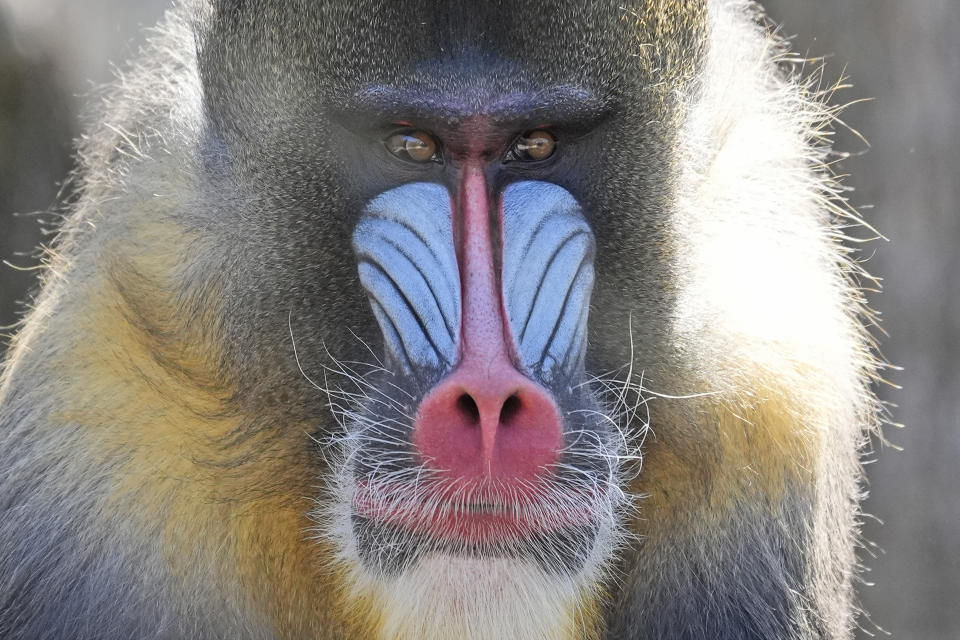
[198,0,706,146]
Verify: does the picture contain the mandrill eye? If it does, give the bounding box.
[384,130,442,164]
[507,129,557,163]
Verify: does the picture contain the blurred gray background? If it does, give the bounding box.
[0,1,956,637]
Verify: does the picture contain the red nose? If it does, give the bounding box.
[412,162,563,481]
[414,356,563,480]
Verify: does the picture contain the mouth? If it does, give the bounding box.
[352,479,599,542]
[348,478,608,575]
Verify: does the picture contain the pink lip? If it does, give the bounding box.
[352,481,596,545]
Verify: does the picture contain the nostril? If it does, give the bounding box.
[413,368,563,480]
[456,393,481,425]
[499,394,522,426]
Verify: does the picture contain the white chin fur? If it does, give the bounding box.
[321,485,617,640]
[364,555,590,640]
[317,475,618,640]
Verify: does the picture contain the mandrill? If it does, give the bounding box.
[0,1,883,639]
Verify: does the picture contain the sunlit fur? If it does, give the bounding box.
[620,1,882,636]
[0,1,883,639]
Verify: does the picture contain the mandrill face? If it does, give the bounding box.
[319,93,640,640]
[316,58,642,627]
[196,5,698,634]
[342,144,619,568]
[195,1,703,632]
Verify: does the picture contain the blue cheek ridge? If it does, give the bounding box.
[502,181,596,380]
[353,183,461,374]
[353,181,594,381]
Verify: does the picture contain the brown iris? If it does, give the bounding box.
[385,131,440,164]
[510,130,557,162]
